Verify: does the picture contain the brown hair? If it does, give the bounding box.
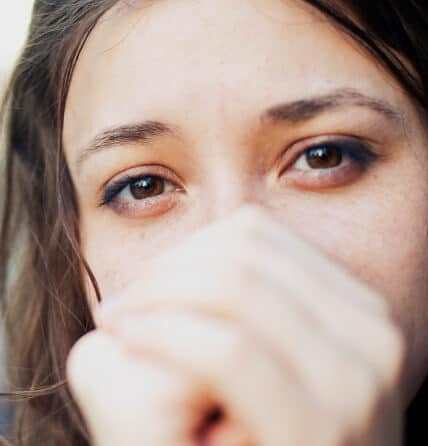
[0,1,427,445]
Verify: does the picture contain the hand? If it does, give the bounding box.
[67,205,405,446]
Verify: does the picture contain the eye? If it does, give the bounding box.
[100,167,183,217]
[295,145,343,170]
[283,137,379,189]
[102,174,176,205]
[129,176,166,200]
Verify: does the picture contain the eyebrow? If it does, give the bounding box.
[76,120,177,168]
[76,88,401,169]
[263,88,402,124]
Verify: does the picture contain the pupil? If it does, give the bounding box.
[130,176,164,199]
[306,146,342,169]
[137,177,153,189]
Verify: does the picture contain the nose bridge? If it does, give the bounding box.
[187,93,264,223]
[198,151,263,223]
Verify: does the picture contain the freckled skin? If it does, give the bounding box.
[64,0,428,405]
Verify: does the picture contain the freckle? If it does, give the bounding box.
[140,231,146,240]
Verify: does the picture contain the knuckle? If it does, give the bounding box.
[221,235,260,279]
[213,249,257,301]
[375,321,406,386]
[316,410,354,446]
[328,357,380,420]
[214,325,250,373]
[148,368,198,409]
[232,204,271,239]
[226,214,272,265]
[352,366,380,411]
[236,203,268,223]
[385,322,406,363]
[67,331,111,395]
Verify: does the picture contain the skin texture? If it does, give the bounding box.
[67,206,404,445]
[64,0,428,417]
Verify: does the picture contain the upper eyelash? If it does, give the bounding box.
[100,175,143,206]
[339,140,379,163]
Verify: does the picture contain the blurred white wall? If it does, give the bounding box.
[0,1,34,400]
[0,1,34,88]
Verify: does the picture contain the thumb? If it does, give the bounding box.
[66,331,196,446]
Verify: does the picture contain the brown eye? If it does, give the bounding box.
[306,146,342,169]
[130,176,165,200]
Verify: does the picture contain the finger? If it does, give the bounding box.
[244,206,388,314]
[66,331,198,446]
[96,204,402,388]
[215,204,389,315]
[113,310,343,446]
[97,244,403,392]
[242,241,405,390]
[99,204,387,319]
[97,203,389,341]
[113,306,392,431]
[98,272,342,407]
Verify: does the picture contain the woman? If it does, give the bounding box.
[1,0,428,444]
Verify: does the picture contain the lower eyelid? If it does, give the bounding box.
[285,158,366,188]
[282,146,377,189]
[107,190,181,218]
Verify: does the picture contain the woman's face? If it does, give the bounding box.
[63,0,428,404]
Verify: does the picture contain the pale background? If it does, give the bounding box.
[0,0,34,90]
[0,2,34,425]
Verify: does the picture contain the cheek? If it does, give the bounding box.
[282,192,428,326]
[83,227,154,300]
[81,208,205,300]
[279,190,428,400]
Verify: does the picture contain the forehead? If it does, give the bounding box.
[63,0,402,155]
